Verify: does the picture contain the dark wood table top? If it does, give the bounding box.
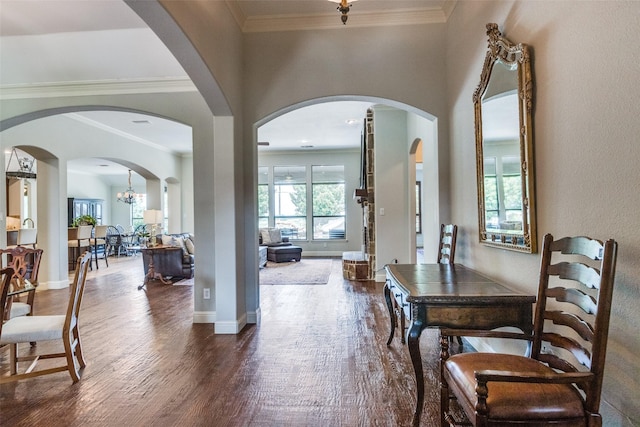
[385,263,535,305]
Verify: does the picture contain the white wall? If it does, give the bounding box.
[446,2,640,424]
[180,154,194,233]
[374,106,411,272]
[407,112,439,261]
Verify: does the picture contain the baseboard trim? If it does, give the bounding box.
[40,279,70,290]
[247,308,260,324]
[303,251,343,257]
[214,313,247,334]
[193,311,215,324]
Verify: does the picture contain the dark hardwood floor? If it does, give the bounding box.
[1,255,454,426]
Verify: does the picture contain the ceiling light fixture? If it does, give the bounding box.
[329,0,357,25]
[5,147,36,179]
[116,169,138,204]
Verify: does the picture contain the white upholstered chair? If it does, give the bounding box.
[17,228,38,248]
[68,225,93,270]
[0,251,92,383]
[91,225,109,269]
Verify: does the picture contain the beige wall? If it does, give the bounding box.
[446,1,640,424]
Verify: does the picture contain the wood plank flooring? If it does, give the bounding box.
[1,256,457,426]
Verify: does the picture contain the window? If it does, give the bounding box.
[274,166,306,239]
[131,194,147,229]
[483,155,522,230]
[259,164,347,241]
[312,165,345,239]
[484,157,499,229]
[258,167,269,229]
[502,156,523,223]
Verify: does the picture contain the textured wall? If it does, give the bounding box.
[446,2,640,425]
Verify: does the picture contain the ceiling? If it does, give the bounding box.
[0,0,454,182]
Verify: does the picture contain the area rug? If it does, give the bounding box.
[259,258,332,285]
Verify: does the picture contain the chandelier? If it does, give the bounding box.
[116,169,138,204]
[329,0,357,25]
[5,147,36,179]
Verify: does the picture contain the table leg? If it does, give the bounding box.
[407,319,425,427]
[139,250,171,290]
[384,280,396,345]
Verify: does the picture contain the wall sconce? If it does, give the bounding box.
[328,0,357,25]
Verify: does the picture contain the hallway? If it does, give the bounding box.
[1,256,453,426]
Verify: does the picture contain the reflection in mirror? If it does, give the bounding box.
[475,23,536,252]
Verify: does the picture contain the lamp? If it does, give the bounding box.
[116,169,138,204]
[143,209,163,247]
[328,0,357,25]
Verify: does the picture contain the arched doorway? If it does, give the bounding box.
[254,97,440,287]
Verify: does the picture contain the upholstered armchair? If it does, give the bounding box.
[258,228,292,247]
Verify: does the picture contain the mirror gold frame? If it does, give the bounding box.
[474,23,537,253]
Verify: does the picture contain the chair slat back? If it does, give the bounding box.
[0,267,15,335]
[0,246,44,283]
[437,224,458,264]
[94,225,109,239]
[76,225,93,240]
[532,233,617,413]
[66,252,92,330]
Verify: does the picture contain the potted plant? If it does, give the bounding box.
[71,214,97,227]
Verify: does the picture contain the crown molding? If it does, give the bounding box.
[0,77,196,100]
[226,1,457,33]
[65,112,174,154]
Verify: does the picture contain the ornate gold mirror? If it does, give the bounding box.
[475,23,536,252]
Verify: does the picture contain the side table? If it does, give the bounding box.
[138,246,182,290]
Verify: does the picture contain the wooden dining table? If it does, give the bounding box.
[384,263,536,427]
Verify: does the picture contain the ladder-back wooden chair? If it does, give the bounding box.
[0,251,92,383]
[437,224,463,345]
[0,246,43,320]
[440,234,618,426]
[437,224,458,264]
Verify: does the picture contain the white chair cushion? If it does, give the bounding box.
[68,239,90,247]
[9,302,31,318]
[0,315,65,343]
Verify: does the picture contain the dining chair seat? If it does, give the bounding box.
[9,302,31,318]
[2,314,66,342]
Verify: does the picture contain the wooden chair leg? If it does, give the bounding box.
[9,343,18,375]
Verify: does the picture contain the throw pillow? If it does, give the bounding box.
[185,237,195,255]
[162,235,187,254]
[260,228,272,244]
[268,228,282,244]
